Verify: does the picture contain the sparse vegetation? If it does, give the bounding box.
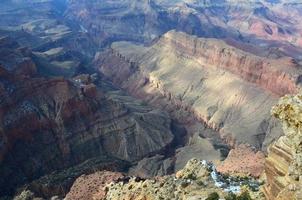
[225,190,252,200]
[206,192,219,200]
[196,179,205,186]
[237,190,252,200]
[186,173,197,180]
[225,192,237,200]
[180,180,189,188]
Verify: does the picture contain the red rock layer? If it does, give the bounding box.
[159,31,301,96]
[95,44,280,149]
[262,93,302,200]
[216,144,265,178]
[65,171,125,200]
[0,36,175,197]
[262,141,293,199]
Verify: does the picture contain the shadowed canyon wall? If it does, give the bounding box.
[0,38,174,197]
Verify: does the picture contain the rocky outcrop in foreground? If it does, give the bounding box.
[262,93,302,200]
[66,158,264,200]
[105,159,217,200]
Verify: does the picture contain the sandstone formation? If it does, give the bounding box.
[159,31,301,96]
[0,68,174,197]
[0,40,174,198]
[216,144,265,178]
[0,2,179,197]
[65,171,125,200]
[263,92,302,200]
[96,30,297,150]
[1,1,302,199]
[0,2,177,198]
[67,158,263,200]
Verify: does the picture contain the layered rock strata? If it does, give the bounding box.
[0,58,174,197]
[262,92,302,200]
[66,0,302,58]
[0,8,176,198]
[96,30,298,149]
[159,31,301,96]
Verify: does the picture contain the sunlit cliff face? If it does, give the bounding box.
[262,93,302,200]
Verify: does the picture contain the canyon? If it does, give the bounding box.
[0,37,176,198]
[66,0,302,55]
[62,92,302,200]
[96,30,302,150]
[0,0,301,199]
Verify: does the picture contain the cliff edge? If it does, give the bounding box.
[263,92,302,199]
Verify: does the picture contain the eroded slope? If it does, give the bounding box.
[96,31,302,149]
[0,39,174,198]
